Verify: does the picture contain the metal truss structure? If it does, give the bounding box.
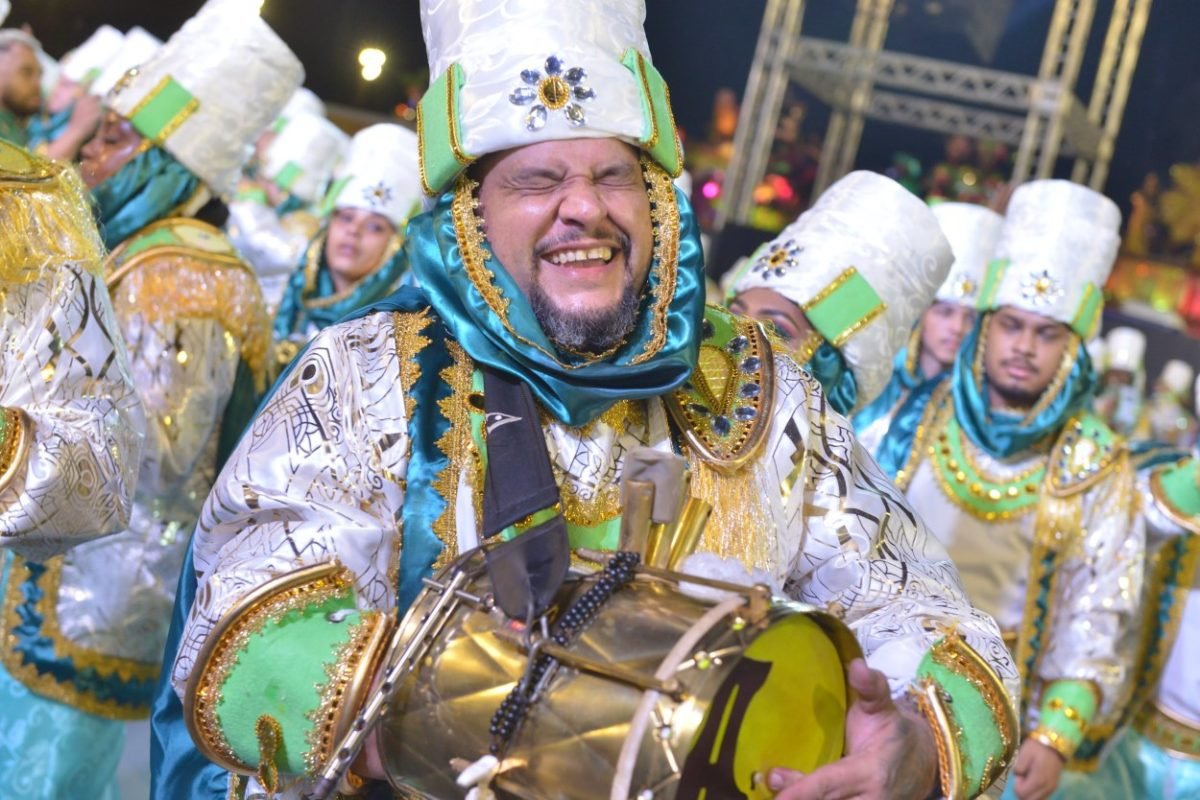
[718,0,1152,229]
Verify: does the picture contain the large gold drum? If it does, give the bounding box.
[381,552,861,799]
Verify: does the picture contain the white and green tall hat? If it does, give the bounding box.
[324,123,421,228]
[261,113,348,205]
[930,202,1003,307]
[89,27,162,97]
[732,171,954,408]
[0,2,9,26]
[416,0,682,197]
[59,24,124,86]
[105,0,303,195]
[273,86,325,133]
[981,180,1120,338]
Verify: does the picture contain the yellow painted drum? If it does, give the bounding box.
[381,552,861,799]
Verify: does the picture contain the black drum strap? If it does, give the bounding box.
[479,367,569,620]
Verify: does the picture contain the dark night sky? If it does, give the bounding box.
[8,0,1200,218]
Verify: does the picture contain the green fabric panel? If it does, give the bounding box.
[320,175,351,217]
[1071,283,1104,338]
[620,49,682,177]
[236,186,270,205]
[1161,459,1200,516]
[417,63,469,196]
[804,270,884,345]
[0,109,28,147]
[979,259,1009,310]
[128,76,196,143]
[567,518,621,551]
[917,646,1006,798]
[274,161,303,192]
[123,226,179,259]
[215,593,361,776]
[1039,679,1097,750]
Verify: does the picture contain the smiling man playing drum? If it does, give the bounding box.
[154,2,1020,799]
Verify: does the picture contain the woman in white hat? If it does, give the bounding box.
[271,123,422,373]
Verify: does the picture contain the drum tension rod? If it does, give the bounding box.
[420,577,494,610]
[492,628,687,701]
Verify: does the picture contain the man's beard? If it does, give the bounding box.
[988,375,1044,410]
[528,268,641,355]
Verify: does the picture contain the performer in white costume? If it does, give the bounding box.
[726,171,955,424]
[158,3,1020,799]
[0,3,300,797]
[226,111,349,311]
[875,181,1146,800]
[0,139,143,796]
[855,202,1003,455]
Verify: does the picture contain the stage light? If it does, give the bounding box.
[358,48,387,81]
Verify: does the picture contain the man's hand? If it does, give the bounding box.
[1010,737,1065,800]
[767,659,939,800]
[44,95,102,161]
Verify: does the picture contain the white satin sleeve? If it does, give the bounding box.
[172,310,409,696]
[0,264,143,557]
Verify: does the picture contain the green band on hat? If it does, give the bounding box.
[1071,282,1103,338]
[1158,459,1200,517]
[801,267,885,347]
[271,116,290,135]
[128,75,198,144]
[621,49,682,178]
[320,175,351,217]
[83,66,103,84]
[417,62,472,196]
[979,258,1009,311]
[274,161,303,192]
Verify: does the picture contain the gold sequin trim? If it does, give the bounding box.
[913,676,967,800]
[431,340,474,568]
[632,158,681,365]
[0,407,32,495]
[0,554,159,719]
[389,310,433,584]
[183,562,354,775]
[1029,725,1076,759]
[930,631,1019,778]
[255,714,284,794]
[303,611,394,775]
[1131,531,1200,715]
[894,380,951,492]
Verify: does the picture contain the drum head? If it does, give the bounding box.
[675,614,849,799]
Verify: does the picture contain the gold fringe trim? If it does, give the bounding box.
[106,242,270,391]
[390,310,433,585]
[686,448,775,571]
[0,554,160,720]
[431,340,474,569]
[0,143,105,283]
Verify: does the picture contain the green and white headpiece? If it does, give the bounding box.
[261,113,348,205]
[980,180,1120,338]
[416,0,683,197]
[732,171,954,407]
[324,123,422,229]
[105,0,303,195]
[59,25,123,86]
[930,201,1003,307]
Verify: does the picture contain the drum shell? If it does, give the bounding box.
[381,558,858,800]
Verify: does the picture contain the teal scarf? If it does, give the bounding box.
[875,316,1097,475]
[853,345,933,436]
[92,146,201,249]
[807,342,858,417]
[272,233,409,341]
[407,177,705,427]
[25,106,71,147]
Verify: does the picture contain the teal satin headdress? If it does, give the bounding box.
[951,314,1096,459]
[852,345,926,435]
[406,161,705,427]
[91,146,201,249]
[806,341,858,417]
[272,232,408,341]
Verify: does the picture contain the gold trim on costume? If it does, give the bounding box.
[1135,702,1200,761]
[183,562,354,775]
[0,555,160,720]
[0,407,32,496]
[431,340,474,569]
[930,631,1020,768]
[913,677,967,800]
[895,380,951,491]
[303,611,394,775]
[1029,725,1076,760]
